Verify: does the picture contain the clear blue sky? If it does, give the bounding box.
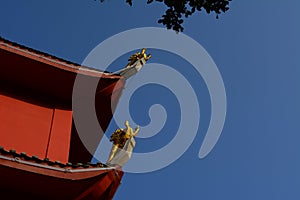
[1,1,300,199]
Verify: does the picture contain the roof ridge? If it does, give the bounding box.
[0,36,110,74]
[0,146,108,169]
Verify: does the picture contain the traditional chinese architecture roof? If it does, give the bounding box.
[0,36,106,73]
[0,36,126,199]
[0,146,123,199]
[0,36,123,106]
[0,36,126,163]
[0,146,107,168]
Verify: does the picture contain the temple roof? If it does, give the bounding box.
[0,36,125,199]
[0,36,124,106]
[0,36,107,75]
[0,36,126,163]
[0,146,123,199]
[0,145,107,170]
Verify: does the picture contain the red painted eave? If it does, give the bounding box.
[0,37,125,108]
[0,148,124,199]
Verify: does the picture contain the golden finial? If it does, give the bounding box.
[125,48,151,68]
[107,120,140,164]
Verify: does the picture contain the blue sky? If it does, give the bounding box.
[1,1,300,199]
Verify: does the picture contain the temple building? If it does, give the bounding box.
[0,37,139,199]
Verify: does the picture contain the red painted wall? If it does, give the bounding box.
[0,94,72,163]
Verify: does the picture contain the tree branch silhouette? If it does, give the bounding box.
[99,0,232,32]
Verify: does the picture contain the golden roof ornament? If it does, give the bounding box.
[107,120,140,166]
[119,48,151,79]
[125,48,151,68]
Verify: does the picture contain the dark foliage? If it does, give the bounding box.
[99,0,232,32]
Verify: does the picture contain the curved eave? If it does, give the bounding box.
[0,153,123,199]
[0,37,113,77]
[0,154,121,180]
[0,39,125,108]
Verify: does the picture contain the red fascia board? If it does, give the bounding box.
[0,39,125,108]
[0,40,120,78]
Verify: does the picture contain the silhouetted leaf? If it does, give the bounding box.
[99,0,232,32]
